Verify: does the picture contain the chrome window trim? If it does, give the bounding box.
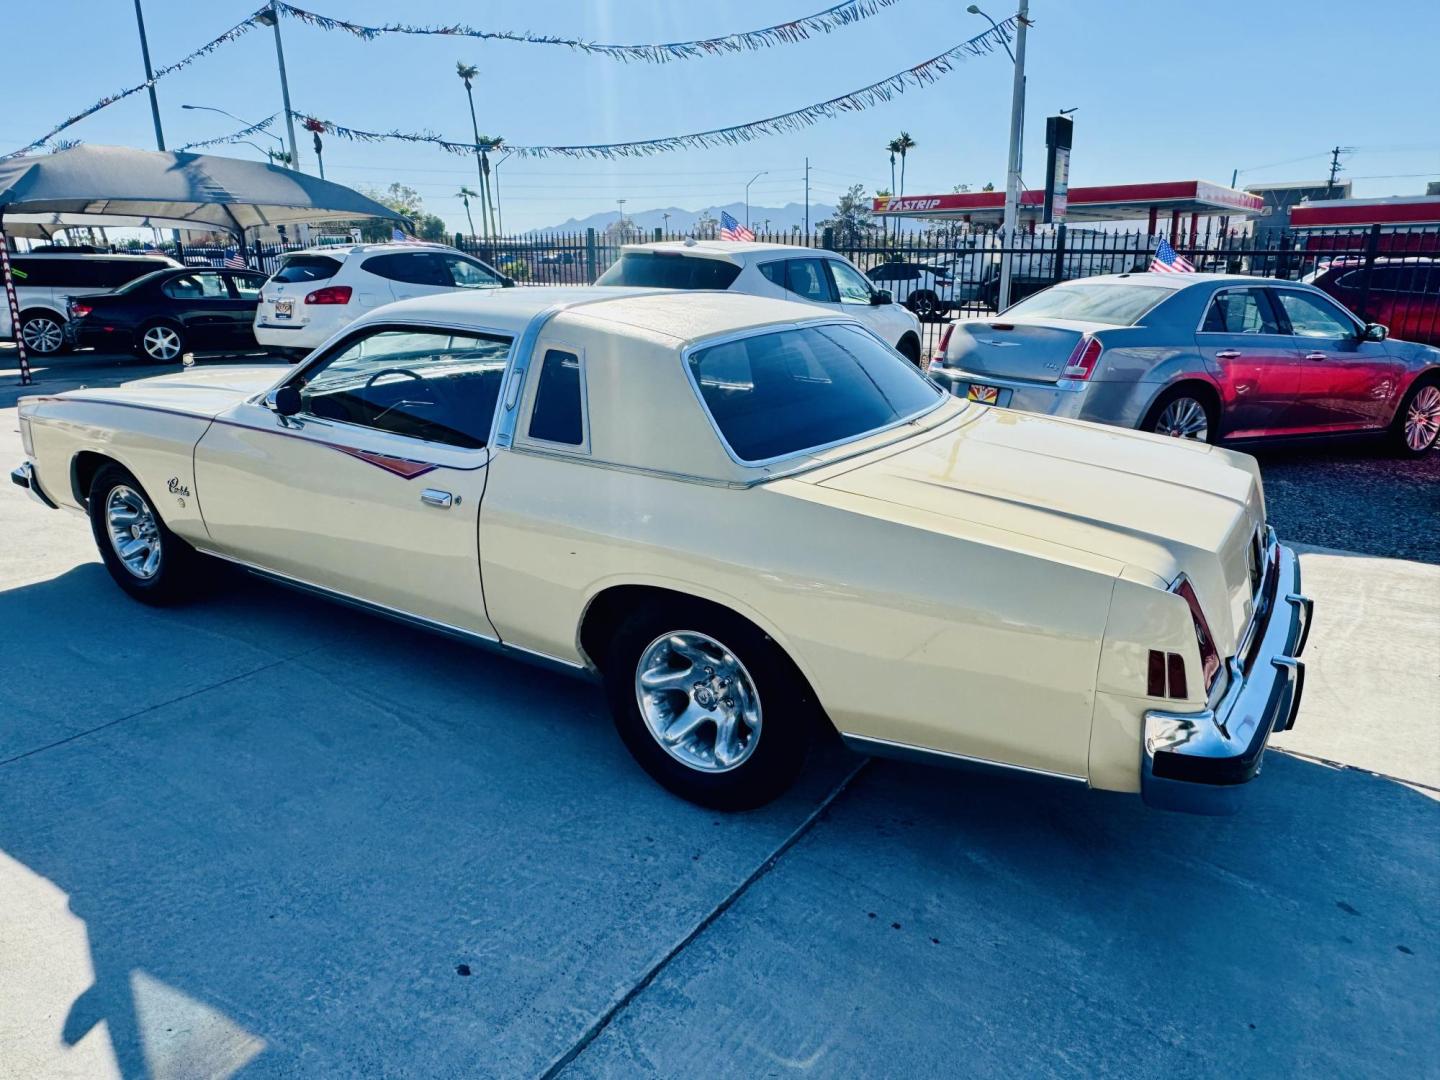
[680,317,946,470]
[516,341,592,456]
[1267,285,1366,338]
[1193,284,1284,336]
[490,304,571,449]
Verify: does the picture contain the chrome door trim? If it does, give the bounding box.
[194,547,594,680]
[841,732,1087,784]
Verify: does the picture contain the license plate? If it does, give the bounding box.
[273,298,293,320]
[967,383,1000,404]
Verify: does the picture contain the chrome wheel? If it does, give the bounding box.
[142,325,182,361]
[1153,396,1210,440]
[634,631,762,773]
[1404,385,1440,452]
[104,485,162,580]
[21,315,63,355]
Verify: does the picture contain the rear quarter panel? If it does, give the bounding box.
[22,399,213,543]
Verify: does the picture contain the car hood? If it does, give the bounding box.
[807,406,1265,652]
[54,365,288,419]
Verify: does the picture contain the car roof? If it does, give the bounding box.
[618,240,834,265]
[1052,272,1286,292]
[15,251,176,260]
[282,241,458,259]
[357,285,844,343]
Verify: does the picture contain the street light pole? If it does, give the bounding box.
[256,3,302,173]
[968,2,1027,310]
[745,171,768,230]
[132,0,166,151]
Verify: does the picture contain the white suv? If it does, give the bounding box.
[597,241,924,365]
[0,251,179,355]
[254,242,512,356]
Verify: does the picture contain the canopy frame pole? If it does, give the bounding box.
[0,212,35,386]
[220,206,251,269]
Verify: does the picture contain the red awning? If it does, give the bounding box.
[873,180,1262,223]
[1289,196,1440,229]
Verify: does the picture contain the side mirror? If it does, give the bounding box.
[871,289,893,306]
[1363,322,1388,342]
[268,385,303,416]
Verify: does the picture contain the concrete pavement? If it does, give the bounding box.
[2,356,1436,1078]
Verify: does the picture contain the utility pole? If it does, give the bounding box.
[1325,145,1353,198]
[132,0,165,150]
[257,3,302,173]
[804,157,811,236]
[997,0,1029,311]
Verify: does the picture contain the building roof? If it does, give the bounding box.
[1289,195,1440,228]
[874,181,1263,224]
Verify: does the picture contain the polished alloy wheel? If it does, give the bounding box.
[105,485,163,579]
[1154,396,1210,440]
[634,631,762,773]
[21,316,63,355]
[1404,385,1440,451]
[142,325,182,361]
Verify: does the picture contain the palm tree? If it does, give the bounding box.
[456,61,491,242]
[887,137,900,197]
[891,132,916,196]
[457,186,479,241]
[475,134,504,239]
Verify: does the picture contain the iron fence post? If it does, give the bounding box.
[822,227,835,251]
[585,228,598,283]
[1052,224,1067,285]
[1355,223,1382,325]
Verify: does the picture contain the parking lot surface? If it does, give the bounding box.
[3,352,1437,1078]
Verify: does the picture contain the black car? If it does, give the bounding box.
[65,267,268,361]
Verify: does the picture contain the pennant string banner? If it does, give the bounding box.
[179,113,281,152]
[289,19,1017,161]
[2,8,269,159]
[275,0,905,62]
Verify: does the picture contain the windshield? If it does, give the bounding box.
[597,252,742,290]
[688,323,941,464]
[1003,282,1171,325]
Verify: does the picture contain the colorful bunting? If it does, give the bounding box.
[179,113,281,152]
[275,0,905,62]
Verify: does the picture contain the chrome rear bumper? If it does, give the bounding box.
[1141,538,1312,815]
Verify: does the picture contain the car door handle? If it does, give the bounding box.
[1215,350,1241,360]
[1304,352,1327,361]
[420,488,453,509]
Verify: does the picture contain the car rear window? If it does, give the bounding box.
[688,323,940,464]
[1002,282,1171,325]
[8,256,171,289]
[596,252,742,290]
[271,254,343,284]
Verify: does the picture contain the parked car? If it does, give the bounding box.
[0,251,179,356]
[866,261,954,320]
[15,286,1309,815]
[63,266,268,361]
[930,273,1440,456]
[597,240,924,365]
[1307,257,1440,348]
[253,242,512,358]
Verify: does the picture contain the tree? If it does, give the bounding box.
[982,181,996,192]
[457,186,479,240]
[417,214,447,242]
[357,182,424,241]
[694,209,719,239]
[952,183,971,194]
[890,132,916,195]
[603,215,636,241]
[818,184,877,247]
[456,61,495,239]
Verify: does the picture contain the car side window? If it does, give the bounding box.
[444,254,505,290]
[229,272,264,300]
[362,253,452,287]
[759,261,787,288]
[527,349,585,447]
[291,327,512,449]
[1201,289,1278,334]
[827,259,875,305]
[163,271,229,300]
[1274,290,1357,339]
[780,259,835,303]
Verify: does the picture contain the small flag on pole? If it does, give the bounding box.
[392,227,424,244]
[1149,236,1195,274]
[718,210,755,242]
[224,249,246,269]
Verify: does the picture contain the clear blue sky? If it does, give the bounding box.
[6,0,1438,232]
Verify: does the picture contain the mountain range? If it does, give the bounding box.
[539,201,838,235]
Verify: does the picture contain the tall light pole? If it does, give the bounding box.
[181,104,287,154]
[255,3,302,173]
[132,0,166,151]
[968,2,1026,310]
[616,199,627,238]
[745,171,768,230]
[492,150,513,235]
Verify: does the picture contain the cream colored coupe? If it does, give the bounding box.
[13,288,1312,814]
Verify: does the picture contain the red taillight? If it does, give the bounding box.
[304,285,352,305]
[935,323,954,359]
[1062,337,1103,381]
[1174,578,1222,691]
[71,303,93,318]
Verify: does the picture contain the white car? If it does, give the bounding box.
[597,241,924,365]
[254,242,512,357]
[0,251,178,356]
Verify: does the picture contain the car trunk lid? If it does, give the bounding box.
[938,317,1112,384]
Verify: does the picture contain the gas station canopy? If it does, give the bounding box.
[873,180,1263,227]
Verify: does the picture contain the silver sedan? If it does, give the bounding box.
[929,274,1440,456]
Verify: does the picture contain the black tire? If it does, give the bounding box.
[19,310,67,356]
[603,598,814,810]
[896,335,922,368]
[906,290,942,321]
[87,464,203,605]
[1141,386,1219,444]
[1389,375,1440,457]
[134,320,185,363]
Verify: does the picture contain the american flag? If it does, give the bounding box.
[1149,236,1195,274]
[718,210,755,242]
[392,227,425,244]
[224,250,246,269]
